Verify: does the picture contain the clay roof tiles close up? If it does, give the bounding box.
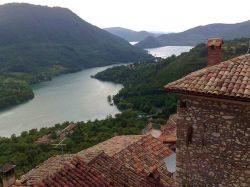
[113,135,175,186]
[164,54,250,102]
[78,135,143,158]
[14,155,115,187]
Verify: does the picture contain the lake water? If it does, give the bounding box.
[129,41,139,45]
[0,46,192,137]
[0,66,123,137]
[146,46,193,58]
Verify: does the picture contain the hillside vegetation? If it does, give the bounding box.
[95,38,249,117]
[0,3,151,109]
[0,77,34,109]
[136,20,250,48]
[0,111,145,179]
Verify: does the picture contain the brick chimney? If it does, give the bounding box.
[207,38,224,66]
[0,164,16,187]
[147,166,161,185]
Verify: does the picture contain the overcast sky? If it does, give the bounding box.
[0,0,250,32]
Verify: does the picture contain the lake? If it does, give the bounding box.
[0,66,123,137]
[0,46,193,137]
[146,46,193,58]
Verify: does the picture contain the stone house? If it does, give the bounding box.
[164,38,250,186]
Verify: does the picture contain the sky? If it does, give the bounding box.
[0,0,249,32]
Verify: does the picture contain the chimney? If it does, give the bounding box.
[0,164,16,187]
[147,166,161,185]
[207,38,224,66]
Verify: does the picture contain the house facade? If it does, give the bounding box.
[164,39,250,186]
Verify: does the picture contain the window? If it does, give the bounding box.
[180,100,187,108]
[186,125,193,146]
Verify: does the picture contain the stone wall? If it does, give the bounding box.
[175,95,250,187]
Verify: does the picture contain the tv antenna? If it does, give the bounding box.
[52,138,66,155]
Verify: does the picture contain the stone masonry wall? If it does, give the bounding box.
[175,95,250,187]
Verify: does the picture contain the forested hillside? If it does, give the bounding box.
[95,38,249,116]
[0,3,150,74]
[0,3,151,109]
[0,77,34,109]
[136,20,250,48]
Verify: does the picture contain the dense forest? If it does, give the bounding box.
[0,77,34,109]
[0,38,248,184]
[0,3,151,109]
[95,38,249,117]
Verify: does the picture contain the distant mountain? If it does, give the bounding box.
[0,3,151,76]
[136,20,250,48]
[104,27,163,42]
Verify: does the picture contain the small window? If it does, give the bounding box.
[186,125,193,146]
[180,100,187,108]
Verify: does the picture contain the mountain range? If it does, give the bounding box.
[0,3,151,77]
[136,20,250,48]
[104,27,164,42]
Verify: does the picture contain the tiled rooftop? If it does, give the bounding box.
[164,54,250,102]
[161,114,177,135]
[16,135,175,186]
[0,163,15,173]
[158,135,177,143]
[88,152,161,187]
[78,135,143,157]
[14,155,115,187]
[114,135,175,186]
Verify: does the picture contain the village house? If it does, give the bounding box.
[164,38,250,186]
[7,135,176,187]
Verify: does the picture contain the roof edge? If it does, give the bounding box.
[164,87,250,103]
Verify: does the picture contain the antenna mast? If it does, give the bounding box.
[52,138,66,155]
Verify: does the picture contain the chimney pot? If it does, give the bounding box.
[207,38,224,66]
[0,164,16,187]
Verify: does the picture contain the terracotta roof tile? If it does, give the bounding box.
[0,163,15,173]
[161,114,177,135]
[88,152,162,187]
[114,135,175,186]
[14,155,114,187]
[78,135,143,157]
[158,135,177,143]
[16,135,175,187]
[164,54,250,101]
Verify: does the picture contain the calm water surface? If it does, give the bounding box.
[147,46,193,58]
[0,46,192,137]
[0,66,123,137]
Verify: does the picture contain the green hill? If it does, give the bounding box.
[0,3,151,75]
[95,38,249,116]
[136,21,250,48]
[104,27,163,42]
[0,3,152,109]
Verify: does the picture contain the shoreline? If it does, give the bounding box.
[0,64,126,137]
